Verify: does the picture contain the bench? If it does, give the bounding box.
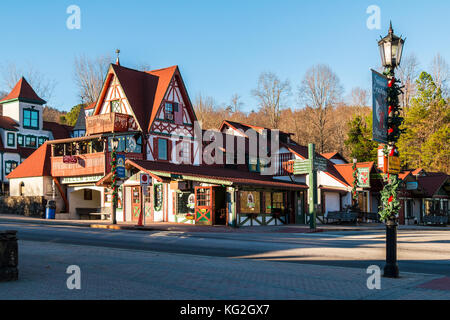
[76,207,111,220]
[364,212,380,223]
[423,215,448,226]
[325,211,358,224]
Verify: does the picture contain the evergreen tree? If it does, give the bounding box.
[344,114,378,162]
[398,71,449,172]
[60,104,84,126]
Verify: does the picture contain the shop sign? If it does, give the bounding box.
[388,156,401,174]
[406,181,418,190]
[61,175,103,184]
[63,155,78,164]
[372,69,389,144]
[116,154,126,179]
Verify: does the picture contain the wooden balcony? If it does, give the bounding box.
[51,153,106,177]
[85,112,131,135]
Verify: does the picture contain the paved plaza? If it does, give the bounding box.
[2,239,450,300]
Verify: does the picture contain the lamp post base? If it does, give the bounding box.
[383,218,399,278]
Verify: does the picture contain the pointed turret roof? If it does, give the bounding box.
[0,77,46,105]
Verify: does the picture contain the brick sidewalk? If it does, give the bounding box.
[1,240,449,300]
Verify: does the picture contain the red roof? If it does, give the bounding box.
[417,174,449,197]
[84,102,96,110]
[333,162,375,187]
[6,143,51,179]
[126,159,308,190]
[0,116,19,131]
[43,121,73,140]
[93,64,182,133]
[0,77,46,105]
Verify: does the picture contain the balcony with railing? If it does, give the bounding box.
[85,112,131,135]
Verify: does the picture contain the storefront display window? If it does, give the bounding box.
[240,191,260,214]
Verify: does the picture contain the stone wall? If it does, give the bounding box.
[0,196,46,217]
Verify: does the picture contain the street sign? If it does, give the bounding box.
[116,154,126,179]
[313,157,328,172]
[372,69,389,144]
[140,173,150,185]
[406,181,418,190]
[357,167,370,188]
[293,159,311,175]
[388,156,400,174]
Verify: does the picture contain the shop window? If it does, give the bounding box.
[23,108,39,129]
[196,187,211,207]
[248,156,260,172]
[176,141,191,164]
[239,191,261,214]
[177,191,195,214]
[154,184,163,211]
[264,192,272,213]
[272,192,285,211]
[38,137,48,147]
[7,132,15,147]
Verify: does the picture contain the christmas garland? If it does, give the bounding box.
[111,147,118,208]
[352,160,358,202]
[378,74,405,221]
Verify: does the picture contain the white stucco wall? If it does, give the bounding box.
[9,176,44,196]
[324,192,340,213]
[67,186,103,219]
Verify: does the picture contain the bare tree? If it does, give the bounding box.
[299,64,343,153]
[251,72,291,129]
[0,62,56,104]
[193,94,217,129]
[430,53,450,96]
[398,53,420,111]
[227,93,243,113]
[348,87,369,107]
[73,54,111,104]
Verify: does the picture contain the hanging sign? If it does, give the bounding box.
[63,155,78,164]
[116,154,126,179]
[357,167,370,188]
[140,173,151,185]
[388,156,401,174]
[372,69,389,144]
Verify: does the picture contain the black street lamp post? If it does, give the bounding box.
[377,22,405,278]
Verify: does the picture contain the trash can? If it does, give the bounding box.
[45,200,56,220]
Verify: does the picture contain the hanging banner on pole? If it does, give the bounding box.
[371,69,389,144]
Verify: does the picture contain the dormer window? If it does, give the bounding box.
[23,108,39,129]
[164,102,178,121]
[7,132,15,147]
[110,100,121,113]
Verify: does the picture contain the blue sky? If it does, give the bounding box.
[0,0,449,112]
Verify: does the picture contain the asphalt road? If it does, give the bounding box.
[1,221,449,277]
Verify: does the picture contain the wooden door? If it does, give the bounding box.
[131,186,142,222]
[195,186,214,225]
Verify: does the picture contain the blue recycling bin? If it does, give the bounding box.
[45,200,56,219]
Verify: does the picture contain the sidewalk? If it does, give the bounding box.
[0,214,449,233]
[1,239,449,299]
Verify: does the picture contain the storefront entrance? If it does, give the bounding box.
[194,186,227,225]
[131,186,141,222]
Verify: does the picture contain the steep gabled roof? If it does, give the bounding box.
[6,142,51,179]
[93,64,180,133]
[417,174,449,197]
[0,77,46,105]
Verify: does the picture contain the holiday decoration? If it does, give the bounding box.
[378,71,405,221]
[111,146,118,209]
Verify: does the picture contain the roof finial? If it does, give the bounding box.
[115,49,121,66]
[389,21,393,34]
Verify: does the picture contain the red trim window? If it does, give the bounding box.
[164,102,178,121]
[156,138,171,161]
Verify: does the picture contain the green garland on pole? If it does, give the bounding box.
[351,160,358,203]
[111,145,118,208]
[378,74,405,221]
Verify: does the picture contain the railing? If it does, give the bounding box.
[51,153,106,177]
[85,112,131,135]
